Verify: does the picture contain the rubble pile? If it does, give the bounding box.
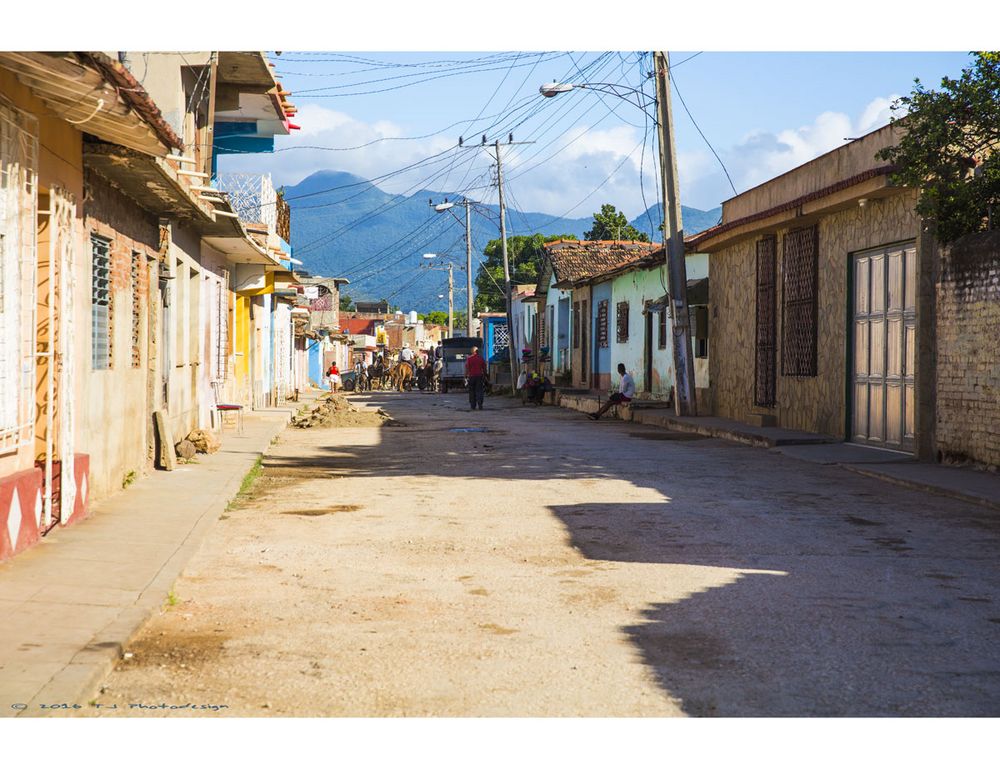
[291,394,393,429]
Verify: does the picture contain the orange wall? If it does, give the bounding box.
[0,70,84,200]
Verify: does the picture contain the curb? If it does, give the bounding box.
[840,464,1000,513]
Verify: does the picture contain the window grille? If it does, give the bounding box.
[91,235,112,370]
[0,101,39,453]
[572,302,580,348]
[781,226,819,377]
[755,236,777,406]
[131,252,142,368]
[213,271,229,382]
[597,299,609,348]
[493,322,509,356]
[616,301,629,343]
[658,310,667,350]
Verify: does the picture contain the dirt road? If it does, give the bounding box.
[87,391,1000,716]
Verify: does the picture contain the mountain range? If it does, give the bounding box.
[285,170,721,312]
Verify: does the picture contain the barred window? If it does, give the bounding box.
[91,235,112,370]
[657,310,667,349]
[597,299,609,348]
[131,251,142,368]
[781,226,818,377]
[616,301,629,343]
[572,301,580,348]
[755,236,777,405]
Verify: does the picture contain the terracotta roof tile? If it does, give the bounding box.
[542,240,660,287]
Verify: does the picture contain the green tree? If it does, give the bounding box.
[876,52,1000,244]
[339,294,355,311]
[423,311,450,326]
[584,203,649,242]
[473,233,577,313]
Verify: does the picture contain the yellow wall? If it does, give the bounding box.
[235,294,252,405]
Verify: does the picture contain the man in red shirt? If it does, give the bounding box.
[464,346,488,411]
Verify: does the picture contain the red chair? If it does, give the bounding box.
[211,381,244,435]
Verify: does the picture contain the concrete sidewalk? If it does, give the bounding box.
[0,409,293,717]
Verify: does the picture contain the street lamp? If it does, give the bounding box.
[421,253,458,338]
[429,198,477,336]
[537,53,697,416]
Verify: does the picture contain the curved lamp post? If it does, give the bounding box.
[537,52,696,416]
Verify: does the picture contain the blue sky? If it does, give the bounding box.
[218,50,972,217]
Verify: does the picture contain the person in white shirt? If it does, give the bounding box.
[399,343,415,375]
[590,363,636,421]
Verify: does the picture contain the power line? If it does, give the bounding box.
[669,69,738,197]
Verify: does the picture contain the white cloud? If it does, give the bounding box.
[217,95,906,219]
[681,95,903,209]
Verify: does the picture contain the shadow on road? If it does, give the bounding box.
[271,391,1000,716]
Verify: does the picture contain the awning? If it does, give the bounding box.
[0,52,182,156]
[644,277,710,313]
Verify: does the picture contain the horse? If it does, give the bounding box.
[369,359,389,390]
[390,361,414,392]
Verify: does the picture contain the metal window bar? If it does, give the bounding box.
[616,301,629,343]
[781,225,819,377]
[755,236,777,406]
[91,235,112,370]
[597,300,609,349]
[0,100,38,452]
[131,251,142,367]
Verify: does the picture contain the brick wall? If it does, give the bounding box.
[935,230,1000,469]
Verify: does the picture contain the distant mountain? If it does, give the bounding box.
[285,171,721,312]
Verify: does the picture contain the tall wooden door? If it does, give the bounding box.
[851,243,916,452]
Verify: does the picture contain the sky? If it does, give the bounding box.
[217,51,974,217]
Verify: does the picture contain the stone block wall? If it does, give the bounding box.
[935,230,1000,468]
[709,191,920,439]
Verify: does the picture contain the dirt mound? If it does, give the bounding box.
[291,394,392,429]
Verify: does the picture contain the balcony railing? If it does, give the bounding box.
[214,173,277,232]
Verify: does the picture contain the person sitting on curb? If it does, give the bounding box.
[589,363,635,420]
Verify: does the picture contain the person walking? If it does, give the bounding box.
[589,363,635,420]
[465,345,488,411]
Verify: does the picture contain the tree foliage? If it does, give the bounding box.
[339,294,355,311]
[473,234,576,313]
[583,203,650,242]
[876,52,1000,244]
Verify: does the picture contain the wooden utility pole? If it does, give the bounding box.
[654,51,697,416]
[447,261,454,338]
[494,139,519,380]
[464,200,473,336]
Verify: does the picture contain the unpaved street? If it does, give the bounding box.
[88,392,1000,717]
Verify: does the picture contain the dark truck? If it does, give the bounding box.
[439,336,483,393]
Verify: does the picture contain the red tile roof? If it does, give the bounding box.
[542,240,661,288]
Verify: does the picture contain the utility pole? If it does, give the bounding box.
[447,261,454,338]
[429,196,477,337]
[464,201,473,336]
[493,139,519,381]
[654,51,697,416]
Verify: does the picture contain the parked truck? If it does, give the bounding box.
[439,336,483,393]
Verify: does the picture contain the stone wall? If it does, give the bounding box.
[709,190,921,438]
[935,230,1000,468]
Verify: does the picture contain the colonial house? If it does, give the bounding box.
[534,240,710,401]
[0,51,299,562]
[687,123,933,455]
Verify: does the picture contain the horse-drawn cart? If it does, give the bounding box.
[439,336,483,393]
